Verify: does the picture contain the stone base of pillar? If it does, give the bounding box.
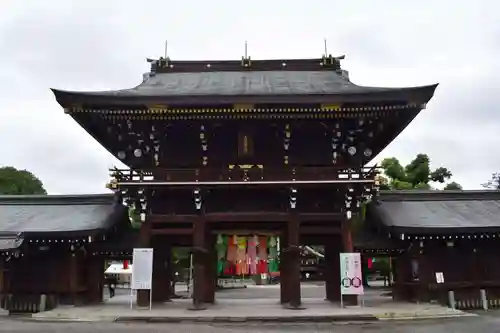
[187,304,207,311]
[283,303,307,310]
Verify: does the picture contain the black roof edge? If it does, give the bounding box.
[22,229,105,239]
[51,83,438,108]
[377,190,500,202]
[385,225,500,236]
[17,203,127,239]
[0,193,119,205]
[0,232,23,239]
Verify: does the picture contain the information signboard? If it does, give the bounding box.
[131,248,153,290]
[435,272,445,284]
[339,252,364,296]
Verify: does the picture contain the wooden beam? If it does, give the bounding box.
[150,214,195,223]
[150,212,344,223]
[151,228,193,235]
[300,226,341,235]
[299,213,344,221]
[209,230,282,235]
[151,226,338,235]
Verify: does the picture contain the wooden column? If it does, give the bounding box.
[152,240,171,303]
[203,232,216,304]
[280,229,290,304]
[286,216,302,309]
[392,252,412,301]
[85,257,105,304]
[165,245,172,301]
[137,217,152,307]
[341,221,354,252]
[68,252,79,305]
[341,220,358,305]
[190,215,207,310]
[324,237,341,301]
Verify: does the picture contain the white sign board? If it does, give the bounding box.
[131,248,153,290]
[435,272,445,284]
[339,252,364,296]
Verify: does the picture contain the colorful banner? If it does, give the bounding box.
[216,234,279,277]
[339,252,364,295]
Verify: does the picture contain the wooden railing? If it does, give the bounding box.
[109,165,378,184]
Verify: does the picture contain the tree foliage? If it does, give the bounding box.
[0,166,46,195]
[379,154,458,190]
[444,181,463,191]
[128,205,142,229]
[482,173,500,190]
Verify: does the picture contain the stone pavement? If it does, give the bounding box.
[29,285,472,323]
[2,315,500,333]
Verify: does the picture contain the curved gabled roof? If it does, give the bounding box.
[369,190,500,234]
[0,193,127,238]
[51,58,438,107]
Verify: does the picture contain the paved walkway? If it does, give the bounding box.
[30,285,471,323]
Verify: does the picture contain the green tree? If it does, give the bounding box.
[128,206,142,229]
[379,154,458,190]
[0,166,46,195]
[444,182,463,190]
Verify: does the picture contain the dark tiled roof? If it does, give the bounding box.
[56,71,402,97]
[0,194,126,237]
[51,58,438,106]
[370,190,500,234]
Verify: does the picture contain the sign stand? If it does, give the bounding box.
[187,253,193,298]
[131,248,154,310]
[339,252,364,308]
[129,288,133,309]
[149,285,153,311]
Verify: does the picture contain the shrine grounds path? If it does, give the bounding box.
[2,314,500,333]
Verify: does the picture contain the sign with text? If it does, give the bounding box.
[131,248,153,290]
[435,272,445,284]
[340,252,364,295]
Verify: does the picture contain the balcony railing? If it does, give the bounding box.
[108,166,378,188]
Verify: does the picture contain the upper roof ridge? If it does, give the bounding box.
[146,57,345,74]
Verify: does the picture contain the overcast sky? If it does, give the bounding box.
[0,0,498,194]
